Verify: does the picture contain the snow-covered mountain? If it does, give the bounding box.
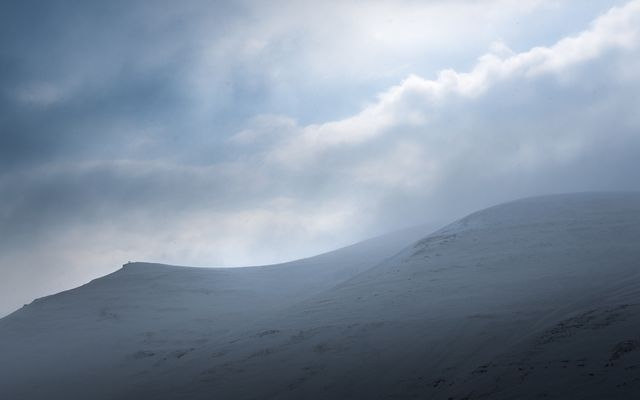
[2,192,640,399]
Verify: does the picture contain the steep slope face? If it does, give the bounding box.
[132,192,640,400]
[1,193,639,400]
[0,224,432,400]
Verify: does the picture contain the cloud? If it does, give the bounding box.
[256,0,640,169]
[1,0,639,317]
[0,0,623,170]
[223,0,640,238]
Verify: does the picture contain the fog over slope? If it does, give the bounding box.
[1,192,640,399]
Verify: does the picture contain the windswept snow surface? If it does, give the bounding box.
[2,193,640,399]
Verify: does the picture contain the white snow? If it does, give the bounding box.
[1,192,640,399]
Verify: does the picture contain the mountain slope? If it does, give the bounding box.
[2,192,640,399]
[144,192,640,400]
[0,224,433,400]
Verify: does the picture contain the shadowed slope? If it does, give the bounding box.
[154,192,640,400]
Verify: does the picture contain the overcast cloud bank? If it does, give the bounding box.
[1,0,639,316]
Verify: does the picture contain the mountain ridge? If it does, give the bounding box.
[2,192,640,399]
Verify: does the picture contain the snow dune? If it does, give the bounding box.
[1,192,640,399]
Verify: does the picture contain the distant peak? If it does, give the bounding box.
[121,262,179,272]
[454,191,640,230]
[119,262,212,275]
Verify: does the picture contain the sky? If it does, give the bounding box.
[1,0,640,316]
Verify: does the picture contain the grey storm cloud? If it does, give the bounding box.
[1,0,640,316]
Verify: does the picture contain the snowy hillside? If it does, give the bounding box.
[0,224,432,399]
[2,193,640,399]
